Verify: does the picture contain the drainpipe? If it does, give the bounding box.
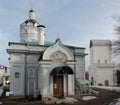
[24,53,27,98]
[24,43,30,98]
[73,48,76,94]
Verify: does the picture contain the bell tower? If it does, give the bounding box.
[20,9,46,45]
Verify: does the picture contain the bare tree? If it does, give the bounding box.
[112,17,120,60]
[112,17,120,86]
[116,70,120,86]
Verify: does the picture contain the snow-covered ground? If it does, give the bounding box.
[109,99,120,105]
[82,96,97,101]
[91,86,120,93]
[91,86,120,105]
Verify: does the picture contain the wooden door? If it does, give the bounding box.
[53,75,63,97]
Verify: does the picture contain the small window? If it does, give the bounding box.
[91,77,94,86]
[28,68,34,78]
[5,67,7,73]
[15,72,19,78]
[5,77,9,81]
[105,60,107,63]
[98,60,100,64]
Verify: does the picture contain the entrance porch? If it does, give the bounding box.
[50,66,74,97]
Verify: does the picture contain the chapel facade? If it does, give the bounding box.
[7,9,87,98]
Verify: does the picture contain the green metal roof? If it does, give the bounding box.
[45,41,54,46]
[25,41,39,45]
[9,41,85,49]
[45,41,85,49]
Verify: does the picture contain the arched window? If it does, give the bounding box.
[28,68,34,78]
[91,77,94,86]
[50,66,73,75]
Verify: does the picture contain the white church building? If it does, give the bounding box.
[7,9,88,98]
[89,40,116,86]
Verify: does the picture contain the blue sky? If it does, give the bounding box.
[0,0,120,68]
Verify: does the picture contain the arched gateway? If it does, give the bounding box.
[51,66,73,97]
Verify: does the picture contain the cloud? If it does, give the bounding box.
[0,0,120,68]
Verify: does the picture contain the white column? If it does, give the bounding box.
[10,66,14,92]
[3,77,6,86]
[50,76,53,96]
[68,75,74,95]
[63,75,67,96]
[37,26,45,45]
[42,69,50,98]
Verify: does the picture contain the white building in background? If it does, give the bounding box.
[7,9,88,98]
[89,40,116,86]
[0,65,10,88]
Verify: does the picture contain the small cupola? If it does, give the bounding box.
[29,9,35,19]
[24,9,38,25]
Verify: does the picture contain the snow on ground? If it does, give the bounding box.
[92,86,120,105]
[109,99,120,105]
[82,96,97,101]
[91,86,120,93]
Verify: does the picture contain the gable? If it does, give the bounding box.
[43,39,74,61]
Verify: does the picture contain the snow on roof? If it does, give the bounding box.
[109,99,120,105]
[92,86,120,93]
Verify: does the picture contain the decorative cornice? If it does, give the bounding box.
[7,49,42,54]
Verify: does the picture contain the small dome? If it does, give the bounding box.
[24,9,38,24]
[29,9,35,13]
[37,25,46,28]
[29,9,35,19]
